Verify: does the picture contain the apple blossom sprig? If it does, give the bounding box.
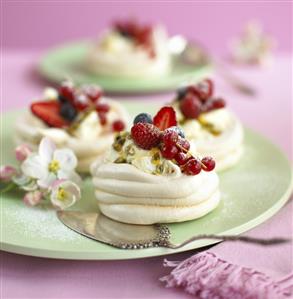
[0,138,81,210]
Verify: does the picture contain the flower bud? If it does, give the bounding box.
[0,166,17,182]
[15,144,32,161]
[23,190,43,206]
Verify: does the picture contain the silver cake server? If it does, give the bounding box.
[57,211,290,250]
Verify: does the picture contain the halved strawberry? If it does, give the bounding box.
[153,106,177,131]
[31,101,69,128]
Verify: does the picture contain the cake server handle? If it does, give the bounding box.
[166,234,291,249]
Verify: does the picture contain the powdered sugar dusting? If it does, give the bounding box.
[3,200,83,243]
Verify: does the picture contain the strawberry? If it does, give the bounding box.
[153,106,177,131]
[131,123,161,150]
[31,101,69,128]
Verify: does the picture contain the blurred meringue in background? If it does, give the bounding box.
[86,19,171,78]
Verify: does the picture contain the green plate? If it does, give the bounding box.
[38,40,212,93]
[1,102,292,260]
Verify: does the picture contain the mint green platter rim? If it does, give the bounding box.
[38,40,213,93]
[1,102,292,260]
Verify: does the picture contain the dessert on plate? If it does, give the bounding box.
[86,19,171,78]
[171,79,244,171]
[14,80,128,173]
[91,106,220,225]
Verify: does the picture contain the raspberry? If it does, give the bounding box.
[201,156,216,171]
[131,123,161,150]
[160,144,178,160]
[179,94,201,119]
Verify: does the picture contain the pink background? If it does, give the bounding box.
[2,1,292,55]
[1,2,293,298]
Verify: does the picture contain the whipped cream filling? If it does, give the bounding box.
[91,154,220,224]
[107,136,182,176]
[177,108,244,171]
[86,26,171,77]
[14,98,129,172]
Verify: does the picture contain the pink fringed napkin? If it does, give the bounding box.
[161,199,293,299]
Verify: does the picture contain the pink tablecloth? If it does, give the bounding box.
[1,51,292,299]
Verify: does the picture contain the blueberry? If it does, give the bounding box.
[60,102,78,121]
[133,113,153,124]
[118,30,131,39]
[58,94,68,103]
[177,87,188,101]
[169,126,185,138]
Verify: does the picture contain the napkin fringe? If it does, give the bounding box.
[160,252,293,299]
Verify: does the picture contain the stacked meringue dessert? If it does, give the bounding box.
[86,19,171,78]
[171,79,244,171]
[14,80,128,173]
[91,106,220,225]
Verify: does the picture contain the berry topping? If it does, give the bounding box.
[153,106,177,131]
[31,101,69,128]
[114,19,155,58]
[112,120,125,132]
[176,137,190,151]
[58,94,68,103]
[168,126,185,138]
[195,79,213,100]
[161,129,179,147]
[184,159,202,175]
[82,85,102,103]
[174,152,189,165]
[131,123,161,150]
[96,103,110,113]
[160,144,178,160]
[73,91,90,111]
[179,94,201,119]
[177,79,226,119]
[133,113,153,124]
[98,112,107,126]
[59,80,74,102]
[176,87,188,100]
[211,98,226,109]
[31,80,127,132]
[128,106,216,176]
[201,156,216,172]
[60,102,78,122]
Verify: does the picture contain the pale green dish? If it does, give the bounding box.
[38,40,212,93]
[1,102,292,260]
